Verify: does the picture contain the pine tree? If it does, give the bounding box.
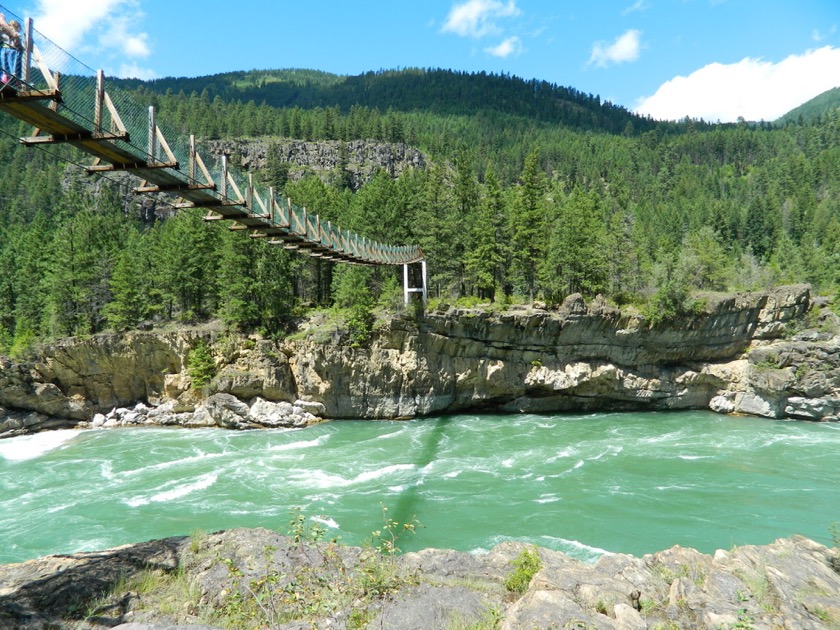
[540,186,609,302]
[465,166,508,301]
[510,149,548,301]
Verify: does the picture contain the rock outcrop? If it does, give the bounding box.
[208,139,427,191]
[1,528,838,629]
[2,285,839,437]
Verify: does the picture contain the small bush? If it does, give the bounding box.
[504,547,541,594]
[187,340,216,389]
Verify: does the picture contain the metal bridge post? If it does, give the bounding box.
[23,18,32,85]
[221,155,228,197]
[94,71,104,134]
[421,259,428,304]
[189,135,196,182]
[403,260,428,306]
[148,106,156,164]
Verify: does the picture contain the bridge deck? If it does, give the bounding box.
[0,23,424,267]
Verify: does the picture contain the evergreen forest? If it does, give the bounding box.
[0,67,838,354]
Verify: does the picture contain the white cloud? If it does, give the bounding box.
[588,29,642,68]
[635,46,840,122]
[622,1,650,16]
[812,25,837,43]
[99,16,150,58]
[31,0,150,59]
[485,36,522,58]
[116,62,156,80]
[442,0,520,38]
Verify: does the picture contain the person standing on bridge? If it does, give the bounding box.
[0,13,23,89]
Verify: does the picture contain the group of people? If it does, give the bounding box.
[0,12,23,90]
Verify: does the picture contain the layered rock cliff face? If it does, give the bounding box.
[2,528,839,629]
[1,285,838,436]
[208,138,427,190]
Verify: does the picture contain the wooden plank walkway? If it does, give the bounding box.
[0,17,424,268]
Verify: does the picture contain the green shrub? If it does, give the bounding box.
[504,547,541,594]
[187,340,216,389]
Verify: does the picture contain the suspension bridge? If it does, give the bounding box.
[0,8,427,302]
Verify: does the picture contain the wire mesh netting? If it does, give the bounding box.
[0,5,423,265]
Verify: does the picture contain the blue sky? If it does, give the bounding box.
[2,0,839,122]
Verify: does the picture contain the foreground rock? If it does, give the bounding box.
[2,285,839,438]
[0,529,838,629]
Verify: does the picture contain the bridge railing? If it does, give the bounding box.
[0,5,425,268]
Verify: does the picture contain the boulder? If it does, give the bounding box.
[201,393,252,429]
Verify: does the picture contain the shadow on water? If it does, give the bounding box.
[388,416,453,540]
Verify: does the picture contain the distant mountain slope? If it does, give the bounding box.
[115,67,659,135]
[777,86,840,124]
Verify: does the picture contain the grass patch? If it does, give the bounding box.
[504,547,542,595]
[211,508,420,629]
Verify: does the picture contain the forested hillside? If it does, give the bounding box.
[115,68,659,135]
[0,68,838,355]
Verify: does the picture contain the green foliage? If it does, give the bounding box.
[642,253,707,325]
[540,186,609,303]
[367,505,419,556]
[288,507,327,544]
[447,608,502,630]
[42,188,130,337]
[504,547,542,594]
[187,340,216,389]
[2,67,839,345]
[213,508,419,629]
[332,266,375,347]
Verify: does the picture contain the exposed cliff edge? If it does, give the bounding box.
[2,284,839,436]
[1,528,838,629]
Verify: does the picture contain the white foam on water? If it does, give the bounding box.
[640,430,687,445]
[114,450,230,478]
[480,534,611,563]
[534,494,561,504]
[355,464,415,483]
[375,429,405,440]
[269,434,330,452]
[678,454,712,460]
[587,445,623,461]
[501,458,515,468]
[539,535,612,563]
[311,515,340,529]
[124,472,218,507]
[100,460,115,480]
[67,538,112,554]
[546,447,577,463]
[291,464,416,490]
[0,429,87,462]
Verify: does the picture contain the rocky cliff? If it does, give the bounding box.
[208,138,427,191]
[1,528,838,629]
[1,285,839,436]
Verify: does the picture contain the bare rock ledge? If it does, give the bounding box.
[2,285,839,437]
[1,529,838,629]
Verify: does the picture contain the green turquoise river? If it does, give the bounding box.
[1,411,838,565]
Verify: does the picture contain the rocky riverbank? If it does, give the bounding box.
[1,527,838,629]
[1,284,839,437]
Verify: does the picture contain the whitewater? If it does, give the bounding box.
[1,411,838,565]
